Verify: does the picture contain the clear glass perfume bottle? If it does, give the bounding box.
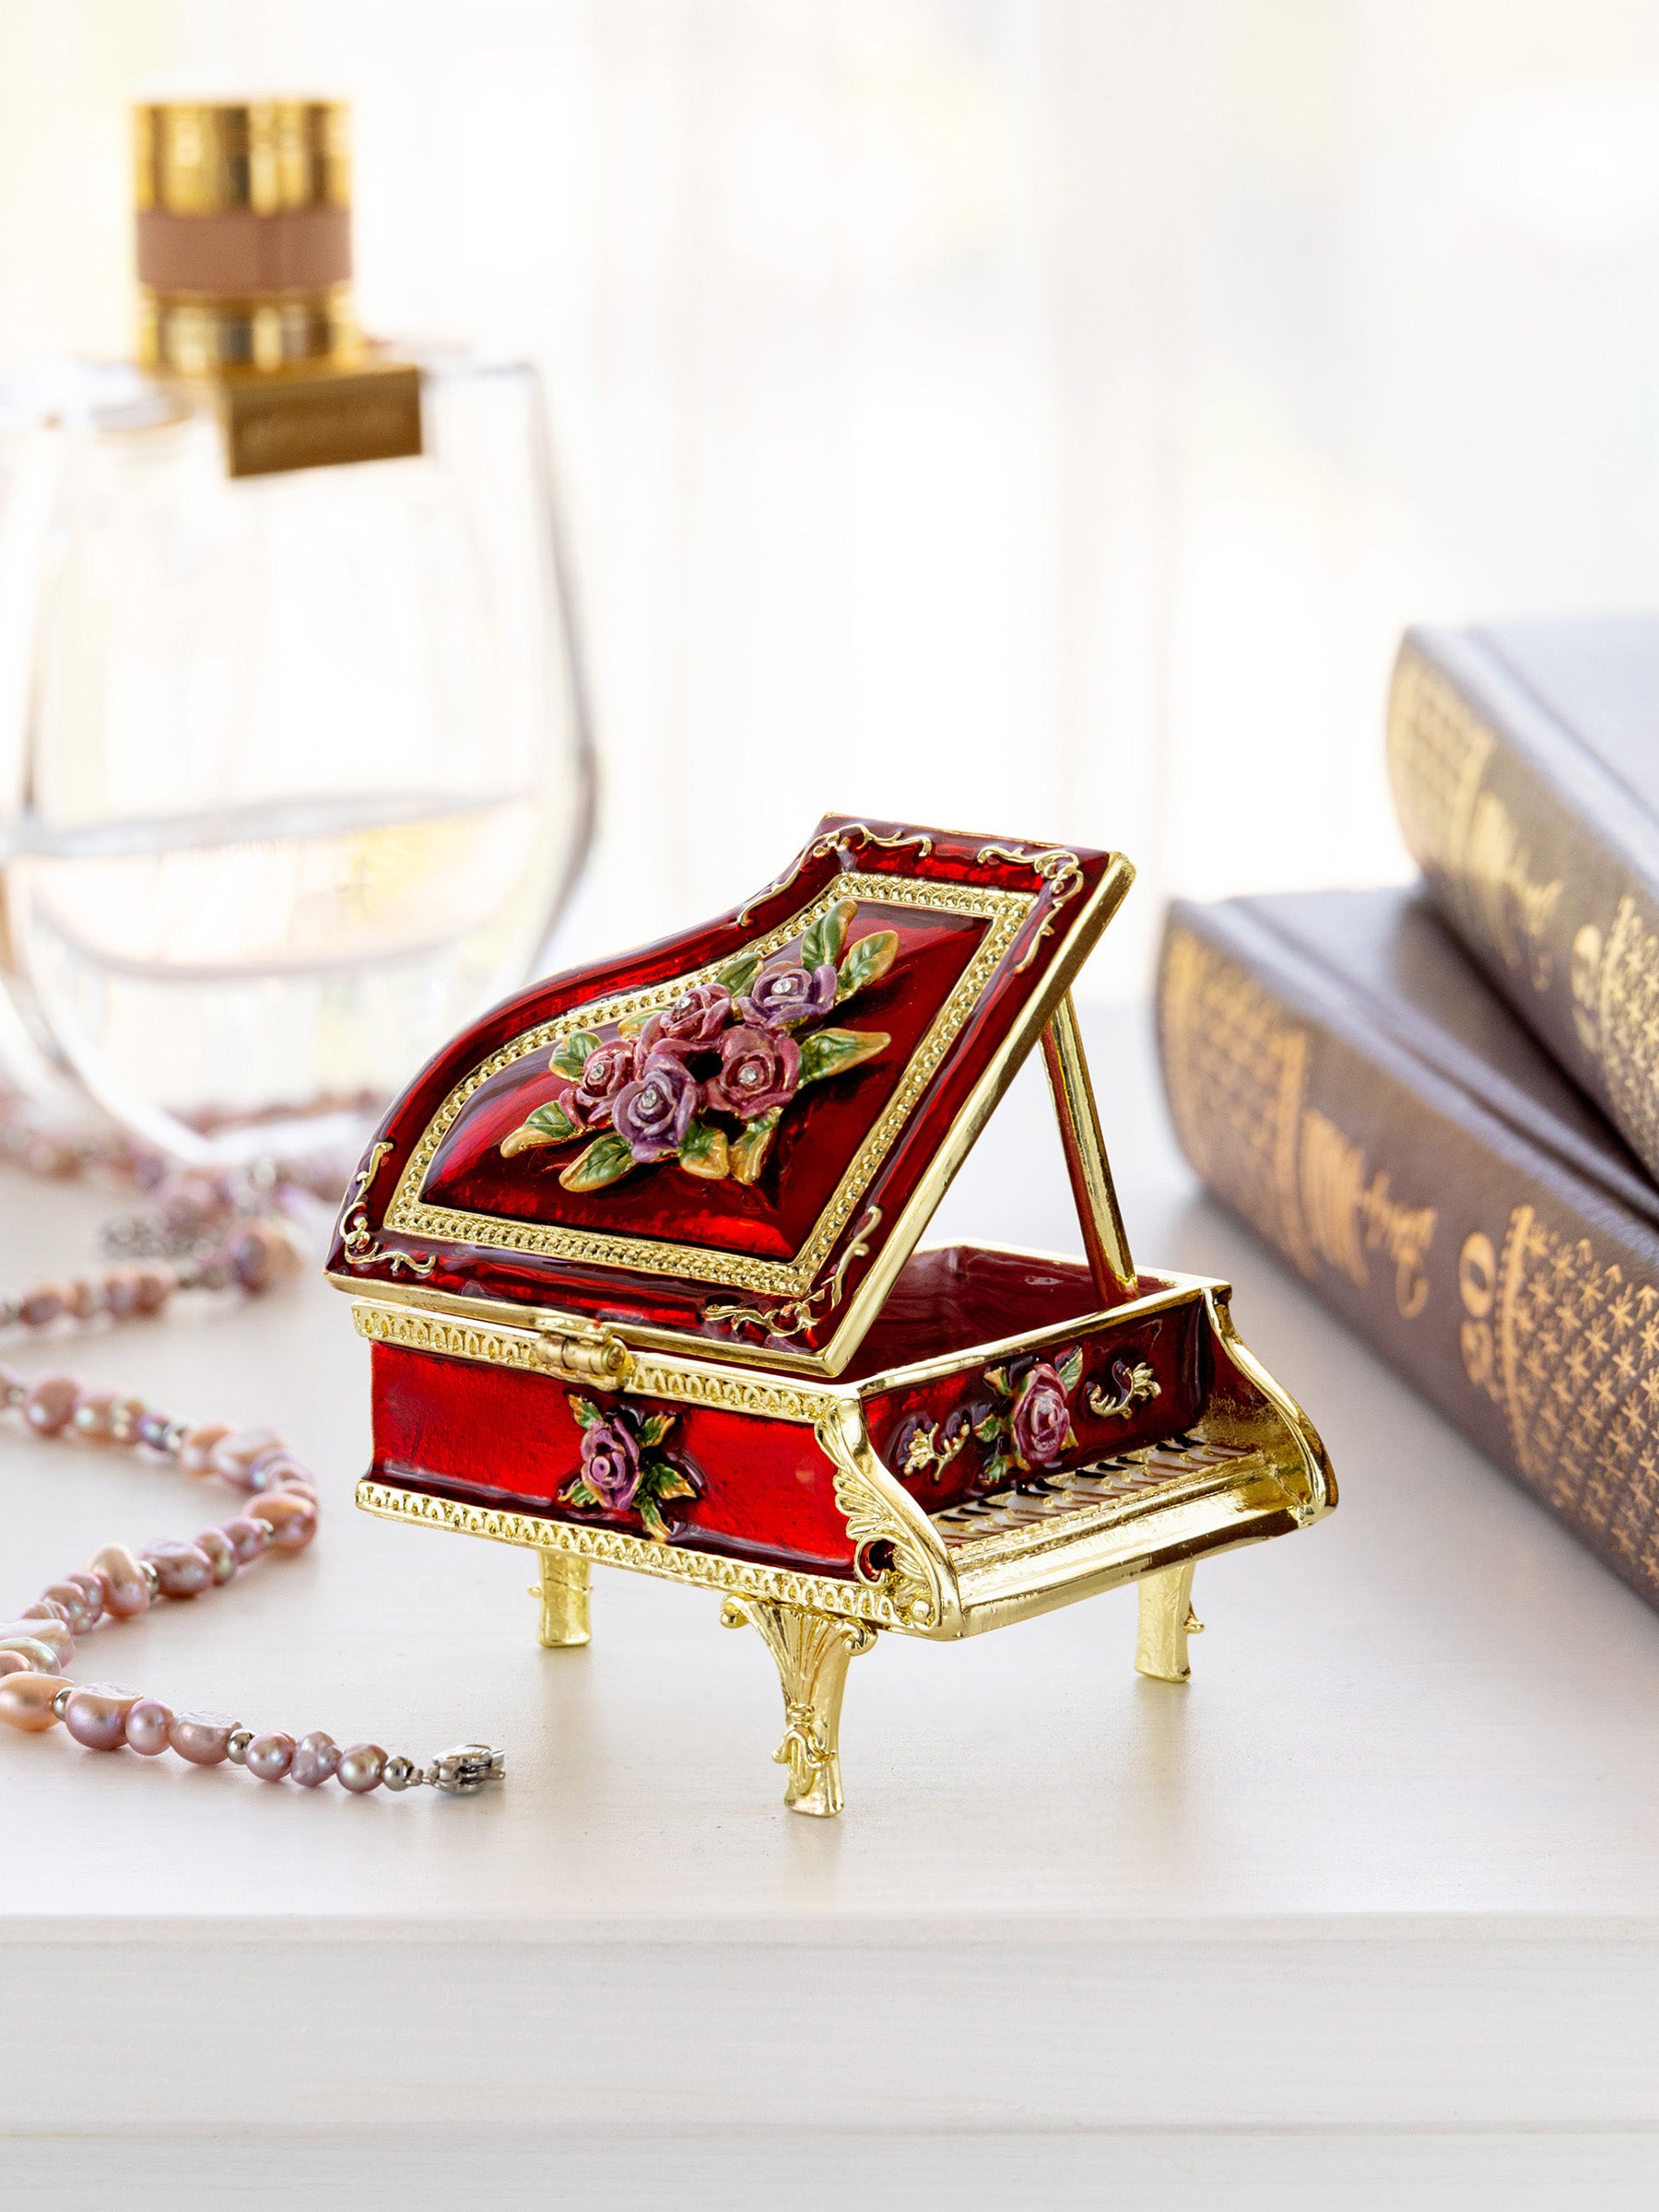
[0,100,593,1166]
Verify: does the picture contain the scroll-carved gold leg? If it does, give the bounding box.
[722,1597,876,1817]
[531,1550,591,1647]
[1135,1561,1203,1682]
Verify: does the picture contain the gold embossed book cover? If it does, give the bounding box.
[1389,618,1659,1182]
[1159,884,1659,1612]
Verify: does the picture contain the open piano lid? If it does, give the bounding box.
[327,816,1135,1376]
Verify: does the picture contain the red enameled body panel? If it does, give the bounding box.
[860,1267,1211,1516]
[369,1344,857,1577]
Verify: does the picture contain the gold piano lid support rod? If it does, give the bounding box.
[1040,990,1136,1300]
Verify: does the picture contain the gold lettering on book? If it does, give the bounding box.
[1159,930,1433,1317]
[1458,1229,1500,1394]
[1571,924,1605,1055]
[1463,789,1561,991]
[1388,658,1561,991]
[1299,1111,1435,1319]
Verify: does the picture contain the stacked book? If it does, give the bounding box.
[1157,618,1659,1607]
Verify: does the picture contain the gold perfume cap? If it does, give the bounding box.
[134,100,358,375]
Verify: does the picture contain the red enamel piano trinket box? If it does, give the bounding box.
[328,817,1335,1815]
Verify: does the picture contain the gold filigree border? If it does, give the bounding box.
[355,1477,921,1630]
[350,1297,845,1424]
[384,873,1033,1297]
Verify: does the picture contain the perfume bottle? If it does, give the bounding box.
[0,100,593,1166]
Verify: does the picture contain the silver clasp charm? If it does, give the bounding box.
[429,1743,506,1795]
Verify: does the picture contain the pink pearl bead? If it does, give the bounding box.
[168,1711,238,1766]
[133,1266,172,1314]
[0,1651,30,1678]
[253,1493,318,1554]
[290,1731,340,1788]
[90,1542,150,1618]
[209,1427,281,1490]
[65,1571,105,1624]
[22,1596,73,1627]
[102,1269,141,1319]
[125,1698,173,1756]
[64,1685,140,1752]
[18,1285,67,1328]
[179,1422,229,1476]
[23,1373,78,1435]
[337,1743,386,1793]
[246,1446,310,1494]
[229,1228,270,1291]
[41,1581,97,1633]
[221,1516,271,1566]
[142,1540,215,1598]
[0,1673,72,1730]
[72,1390,119,1442]
[0,1617,74,1665]
[108,1395,147,1442]
[194,1529,238,1584]
[67,1278,103,1323]
[246,1731,295,1783]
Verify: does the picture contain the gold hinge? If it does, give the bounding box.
[533,1317,635,1390]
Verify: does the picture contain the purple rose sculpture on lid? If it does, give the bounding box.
[334,813,1335,1821]
[740,960,839,1029]
[499,895,895,1191]
[612,1052,700,1162]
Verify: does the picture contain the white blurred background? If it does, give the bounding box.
[5,0,1659,1000]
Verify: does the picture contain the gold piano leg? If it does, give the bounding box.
[531,1550,592,1647]
[1135,1561,1203,1682]
[722,1598,877,1817]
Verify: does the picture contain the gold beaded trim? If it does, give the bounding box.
[355,1478,917,1630]
[350,1298,844,1424]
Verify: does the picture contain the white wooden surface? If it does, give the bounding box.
[5,1009,1659,2207]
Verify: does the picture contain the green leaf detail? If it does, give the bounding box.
[982,1366,1012,1399]
[549,1030,604,1081]
[559,1132,635,1193]
[529,1100,582,1142]
[564,1477,599,1509]
[638,1498,669,1543]
[1057,1347,1084,1394]
[652,1468,697,1503]
[637,1412,675,1449]
[974,1411,1006,1445]
[569,1394,602,1430]
[717,952,762,996]
[982,1448,1011,1488]
[800,898,856,973]
[796,1027,889,1087]
[835,929,898,1002]
[728,1109,781,1186]
[678,1118,730,1181]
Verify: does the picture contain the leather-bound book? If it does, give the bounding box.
[1388,616,1659,1182]
[1158,885,1659,1609]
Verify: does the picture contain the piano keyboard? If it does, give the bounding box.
[928,1433,1256,1548]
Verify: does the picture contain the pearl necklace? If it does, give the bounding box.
[0,1142,503,1800]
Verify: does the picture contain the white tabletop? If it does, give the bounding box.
[6,1007,1659,2207]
